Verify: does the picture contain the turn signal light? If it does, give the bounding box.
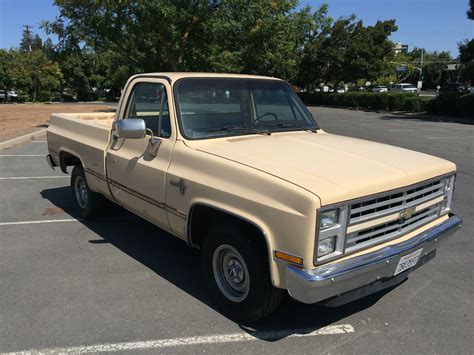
[274,251,303,265]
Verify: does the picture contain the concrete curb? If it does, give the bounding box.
[0,129,47,151]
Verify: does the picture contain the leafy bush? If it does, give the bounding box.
[459,94,474,117]
[425,93,474,117]
[298,92,425,112]
[403,97,424,112]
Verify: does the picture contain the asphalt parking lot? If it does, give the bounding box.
[0,106,472,354]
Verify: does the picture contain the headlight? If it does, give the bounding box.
[319,209,339,230]
[317,236,336,256]
[315,206,348,263]
[441,174,455,213]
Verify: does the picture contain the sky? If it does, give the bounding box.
[0,0,473,56]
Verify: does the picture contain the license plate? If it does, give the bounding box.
[394,248,423,276]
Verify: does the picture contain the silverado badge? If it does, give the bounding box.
[170,178,187,195]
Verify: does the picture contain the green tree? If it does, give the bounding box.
[44,0,323,90]
[459,39,474,84]
[31,34,43,51]
[459,1,474,84]
[468,0,474,20]
[298,15,397,89]
[0,50,15,92]
[208,0,317,80]
[390,53,415,83]
[20,28,44,52]
[19,28,34,52]
[405,49,453,89]
[10,50,63,101]
[58,49,108,100]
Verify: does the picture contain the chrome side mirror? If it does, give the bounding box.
[116,119,146,139]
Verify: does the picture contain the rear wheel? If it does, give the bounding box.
[71,165,104,219]
[201,223,284,322]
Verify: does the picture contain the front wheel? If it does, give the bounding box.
[201,224,284,322]
[71,165,104,219]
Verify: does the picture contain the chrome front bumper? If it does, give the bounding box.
[286,214,462,304]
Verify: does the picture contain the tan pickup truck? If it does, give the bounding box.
[46,73,462,321]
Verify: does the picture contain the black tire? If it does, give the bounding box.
[70,165,104,219]
[201,223,284,322]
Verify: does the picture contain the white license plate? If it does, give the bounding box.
[394,248,423,276]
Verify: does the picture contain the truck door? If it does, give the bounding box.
[106,79,175,231]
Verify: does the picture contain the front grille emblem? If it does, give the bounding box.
[399,207,416,222]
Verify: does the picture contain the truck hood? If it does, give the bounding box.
[186,131,455,205]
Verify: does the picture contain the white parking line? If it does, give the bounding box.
[0,155,45,157]
[427,136,472,139]
[5,324,354,354]
[0,176,69,180]
[0,218,79,226]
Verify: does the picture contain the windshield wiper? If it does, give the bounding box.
[205,125,271,135]
[264,123,318,133]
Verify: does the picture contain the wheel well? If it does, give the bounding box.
[59,151,82,173]
[188,205,268,252]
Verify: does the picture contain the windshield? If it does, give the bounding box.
[175,78,319,139]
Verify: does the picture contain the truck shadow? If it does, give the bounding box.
[41,186,397,341]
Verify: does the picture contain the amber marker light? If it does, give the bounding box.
[274,251,303,265]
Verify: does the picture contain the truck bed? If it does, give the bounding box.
[47,112,115,194]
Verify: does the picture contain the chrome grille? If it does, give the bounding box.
[345,178,445,253]
[350,179,444,224]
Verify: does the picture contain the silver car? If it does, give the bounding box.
[392,83,418,93]
[372,85,388,93]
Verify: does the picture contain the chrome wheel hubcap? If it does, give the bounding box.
[74,176,88,209]
[212,244,250,302]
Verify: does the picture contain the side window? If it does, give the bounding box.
[124,82,171,138]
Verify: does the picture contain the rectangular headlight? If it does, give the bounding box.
[317,236,336,256]
[319,209,339,230]
[315,206,348,263]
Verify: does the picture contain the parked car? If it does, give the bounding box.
[7,90,20,102]
[0,90,6,102]
[46,72,462,321]
[372,85,389,93]
[335,87,345,94]
[439,83,468,93]
[392,83,418,93]
[349,86,368,92]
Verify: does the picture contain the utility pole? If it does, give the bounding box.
[420,48,424,81]
[22,25,32,52]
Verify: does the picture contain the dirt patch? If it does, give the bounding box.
[0,103,115,142]
[42,207,66,216]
